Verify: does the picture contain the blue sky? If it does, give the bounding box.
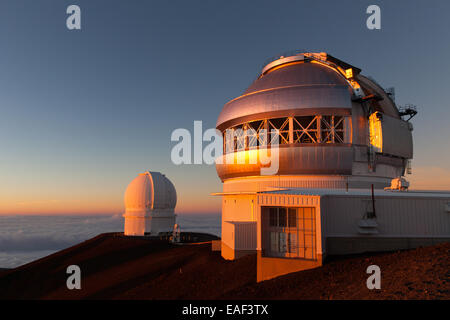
[0,0,449,214]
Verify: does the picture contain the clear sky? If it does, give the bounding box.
[0,0,449,215]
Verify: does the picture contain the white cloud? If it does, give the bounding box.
[0,213,220,268]
[0,215,123,253]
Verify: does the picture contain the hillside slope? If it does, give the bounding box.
[0,234,448,300]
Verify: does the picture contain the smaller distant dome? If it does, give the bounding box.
[124,171,177,212]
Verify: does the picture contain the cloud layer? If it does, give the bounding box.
[0,214,220,268]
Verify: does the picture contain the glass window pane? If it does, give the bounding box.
[279,232,287,253]
[288,208,297,228]
[288,233,298,254]
[278,208,287,227]
[270,232,278,252]
[269,208,277,227]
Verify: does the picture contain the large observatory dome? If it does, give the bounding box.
[217,57,399,130]
[215,52,414,190]
[124,171,177,212]
[213,53,448,277]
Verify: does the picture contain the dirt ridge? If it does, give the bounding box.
[0,234,448,300]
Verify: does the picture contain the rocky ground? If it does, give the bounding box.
[0,233,448,300]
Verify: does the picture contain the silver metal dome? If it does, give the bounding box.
[215,52,413,186]
[217,54,398,130]
[217,62,352,130]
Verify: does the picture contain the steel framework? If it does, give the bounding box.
[223,115,349,153]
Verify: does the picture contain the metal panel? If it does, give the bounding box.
[234,222,257,250]
[223,221,257,250]
[217,63,355,128]
[261,54,305,75]
[217,85,353,129]
[356,74,400,118]
[320,195,450,237]
[245,62,350,95]
[380,114,413,159]
[216,145,353,180]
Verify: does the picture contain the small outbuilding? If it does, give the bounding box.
[218,188,450,281]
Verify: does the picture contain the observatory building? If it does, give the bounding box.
[123,171,177,236]
[214,52,450,281]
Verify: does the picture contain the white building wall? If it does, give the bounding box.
[255,191,450,258]
[223,176,348,192]
[124,210,175,236]
[222,175,394,193]
[221,195,256,256]
[222,188,450,260]
[124,216,146,236]
[320,195,450,237]
[222,195,256,222]
[222,221,235,252]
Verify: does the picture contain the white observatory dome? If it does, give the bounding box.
[123,171,177,236]
[124,171,177,212]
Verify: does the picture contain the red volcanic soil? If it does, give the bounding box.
[0,233,448,300]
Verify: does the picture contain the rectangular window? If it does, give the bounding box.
[278,208,287,227]
[269,208,278,227]
[264,206,316,260]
